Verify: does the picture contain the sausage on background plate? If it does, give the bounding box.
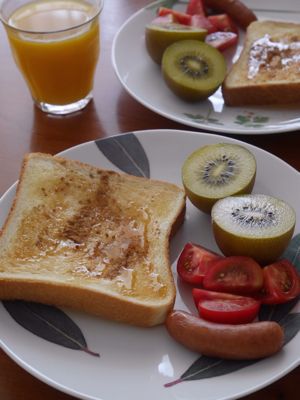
[166,310,284,360]
[204,0,257,29]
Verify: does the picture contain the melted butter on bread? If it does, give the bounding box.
[222,20,300,106]
[248,34,300,80]
[0,158,179,300]
[0,153,186,326]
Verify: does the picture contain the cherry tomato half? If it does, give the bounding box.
[186,0,206,16]
[203,256,264,294]
[158,7,192,25]
[177,243,221,285]
[208,14,239,34]
[193,288,261,324]
[261,259,300,304]
[192,287,242,306]
[205,31,238,51]
[190,14,217,33]
[151,14,174,25]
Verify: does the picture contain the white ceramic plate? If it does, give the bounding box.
[0,130,300,400]
[112,0,300,134]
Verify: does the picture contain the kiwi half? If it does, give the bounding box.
[161,40,226,102]
[182,143,256,213]
[145,23,207,64]
[211,194,296,265]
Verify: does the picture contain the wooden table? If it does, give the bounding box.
[0,0,299,398]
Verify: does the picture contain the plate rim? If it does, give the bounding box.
[0,129,299,400]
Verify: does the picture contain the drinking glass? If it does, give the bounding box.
[0,0,104,115]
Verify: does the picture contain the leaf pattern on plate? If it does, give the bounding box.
[164,357,257,387]
[282,233,300,271]
[3,301,99,357]
[164,234,300,387]
[95,133,150,178]
[258,235,300,346]
[234,112,269,128]
[259,297,299,323]
[184,110,224,126]
[280,313,300,345]
[259,298,300,346]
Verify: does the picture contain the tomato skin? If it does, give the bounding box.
[193,288,261,324]
[208,14,239,34]
[205,31,238,51]
[186,0,206,16]
[261,259,300,304]
[151,14,175,25]
[192,287,243,307]
[203,256,264,294]
[190,15,217,33]
[203,0,257,30]
[177,243,221,285]
[157,7,192,25]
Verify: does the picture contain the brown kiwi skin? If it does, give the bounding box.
[162,73,218,102]
[184,176,256,214]
[212,218,295,266]
[145,24,207,65]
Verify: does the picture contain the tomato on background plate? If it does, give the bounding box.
[186,0,206,16]
[208,14,239,34]
[177,242,221,285]
[192,287,241,305]
[205,31,238,51]
[203,256,264,294]
[157,7,192,25]
[190,14,217,33]
[192,288,261,324]
[151,14,174,25]
[261,259,300,304]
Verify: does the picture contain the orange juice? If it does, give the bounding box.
[5,0,100,105]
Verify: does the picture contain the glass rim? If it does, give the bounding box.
[0,0,104,35]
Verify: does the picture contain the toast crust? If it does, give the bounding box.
[223,81,300,106]
[222,20,300,106]
[0,278,171,327]
[0,153,186,326]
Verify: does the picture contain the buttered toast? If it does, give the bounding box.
[222,20,300,106]
[0,153,186,327]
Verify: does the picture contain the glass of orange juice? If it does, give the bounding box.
[0,0,103,115]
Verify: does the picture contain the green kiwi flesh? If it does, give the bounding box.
[145,23,207,64]
[161,40,226,101]
[211,194,296,265]
[182,143,256,213]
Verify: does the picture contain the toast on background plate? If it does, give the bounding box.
[0,153,186,327]
[222,20,300,106]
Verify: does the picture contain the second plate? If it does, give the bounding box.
[112,0,300,135]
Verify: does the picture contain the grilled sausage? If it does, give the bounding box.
[166,310,284,360]
[204,0,257,29]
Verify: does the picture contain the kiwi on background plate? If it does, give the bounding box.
[211,194,296,265]
[161,40,226,102]
[182,143,256,213]
[145,22,207,64]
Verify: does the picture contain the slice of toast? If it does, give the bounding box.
[0,153,186,327]
[222,20,300,106]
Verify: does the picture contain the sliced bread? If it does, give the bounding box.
[222,20,300,106]
[0,153,186,327]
